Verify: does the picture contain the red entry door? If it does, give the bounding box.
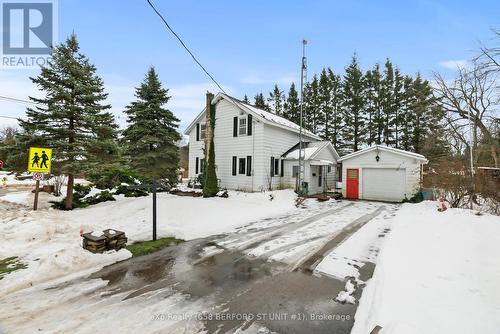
[346,168,359,199]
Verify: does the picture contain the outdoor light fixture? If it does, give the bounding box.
[376,155,380,162]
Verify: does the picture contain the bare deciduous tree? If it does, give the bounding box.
[434,63,499,167]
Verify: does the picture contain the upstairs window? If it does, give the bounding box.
[200,123,207,140]
[239,118,247,136]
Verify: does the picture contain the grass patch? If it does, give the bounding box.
[0,257,27,280]
[126,237,184,257]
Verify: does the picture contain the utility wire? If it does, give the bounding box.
[145,0,227,94]
[0,115,19,120]
[0,95,39,106]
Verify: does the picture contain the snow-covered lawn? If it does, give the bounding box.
[0,189,300,295]
[352,201,500,334]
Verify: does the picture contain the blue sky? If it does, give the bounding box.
[1,0,499,132]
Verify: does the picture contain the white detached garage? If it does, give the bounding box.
[338,145,428,202]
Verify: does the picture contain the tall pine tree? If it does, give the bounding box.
[318,69,332,140]
[304,75,321,133]
[283,83,300,124]
[268,84,285,115]
[365,64,383,145]
[341,55,366,152]
[254,93,269,110]
[17,34,117,209]
[122,67,181,183]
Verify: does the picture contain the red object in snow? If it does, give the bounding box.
[79,228,84,236]
[438,198,447,211]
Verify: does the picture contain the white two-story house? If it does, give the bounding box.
[184,93,340,194]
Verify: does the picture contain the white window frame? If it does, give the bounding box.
[200,123,207,140]
[239,117,247,136]
[292,165,299,178]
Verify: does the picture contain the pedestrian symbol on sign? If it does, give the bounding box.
[28,147,52,173]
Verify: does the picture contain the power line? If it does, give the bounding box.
[0,115,19,120]
[145,0,227,94]
[0,95,39,106]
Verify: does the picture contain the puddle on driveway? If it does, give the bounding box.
[90,237,365,334]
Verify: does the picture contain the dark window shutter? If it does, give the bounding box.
[247,114,253,136]
[246,156,252,176]
[195,157,199,174]
[232,156,237,176]
[196,123,200,141]
[270,157,275,177]
[233,117,238,137]
[280,159,284,177]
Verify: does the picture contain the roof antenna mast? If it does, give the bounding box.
[298,39,308,195]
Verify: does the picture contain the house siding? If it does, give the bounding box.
[260,125,318,191]
[188,97,337,193]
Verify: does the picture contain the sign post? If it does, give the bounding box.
[28,147,52,211]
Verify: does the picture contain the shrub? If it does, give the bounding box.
[51,184,115,209]
[84,190,115,205]
[87,166,140,190]
[115,185,148,197]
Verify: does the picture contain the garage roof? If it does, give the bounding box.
[338,145,428,163]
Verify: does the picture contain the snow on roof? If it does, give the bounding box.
[227,96,318,138]
[184,93,320,139]
[282,141,339,162]
[338,145,428,162]
[284,147,319,160]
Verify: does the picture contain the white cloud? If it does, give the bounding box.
[439,59,469,70]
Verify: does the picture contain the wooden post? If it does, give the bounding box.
[152,179,157,241]
[33,180,40,211]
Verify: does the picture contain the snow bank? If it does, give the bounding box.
[352,201,500,334]
[0,189,299,295]
[64,189,299,241]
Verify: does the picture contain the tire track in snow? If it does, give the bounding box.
[224,202,354,252]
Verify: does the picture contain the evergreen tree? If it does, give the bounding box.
[341,55,366,152]
[365,64,383,145]
[16,34,117,210]
[400,75,415,151]
[284,82,300,124]
[242,94,250,104]
[302,76,321,133]
[268,84,285,115]
[393,68,404,147]
[318,69,332,139]
[409,74,440,153]
[122,67,181,183]
[203,103,218,197]
[381,59,395,145]
[327,69,343,149]
[254,93,269,110]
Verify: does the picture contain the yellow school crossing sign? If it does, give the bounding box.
[28,147,52,173]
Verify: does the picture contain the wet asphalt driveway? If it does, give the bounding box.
[88,201,394,334]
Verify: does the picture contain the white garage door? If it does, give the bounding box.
[362,168,406,202]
